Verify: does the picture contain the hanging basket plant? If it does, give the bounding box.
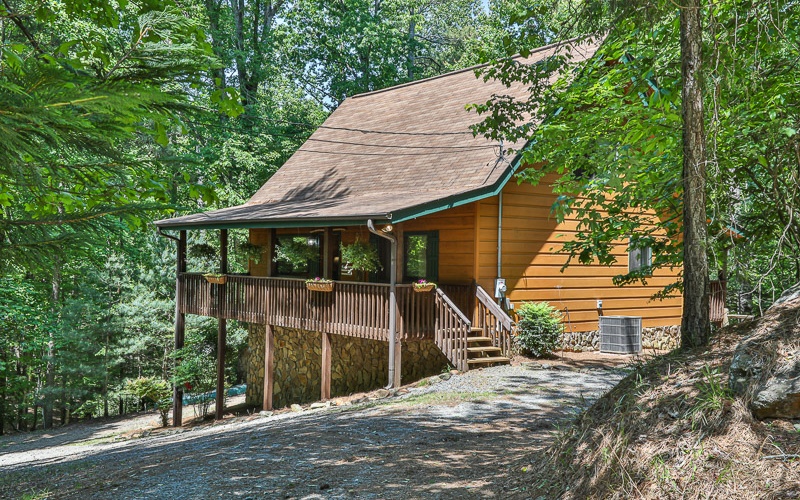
[238,241,265,265]
[274,237,319,267]
[305,277,334,292]
[412,279,436,293]
[203,273,227,285]
[188,243,217,260]
[340,240,381,273]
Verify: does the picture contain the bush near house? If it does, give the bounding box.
[514,302,563,357]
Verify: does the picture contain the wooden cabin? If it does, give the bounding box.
[155,37,682,424]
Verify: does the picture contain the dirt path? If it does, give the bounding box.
[0,359,630,499]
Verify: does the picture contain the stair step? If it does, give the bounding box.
[466,336,494,343]
[467,356,510,365]
[467,346,502,354]
[470,327,484,334]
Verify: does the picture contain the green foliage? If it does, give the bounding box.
[0,2,228,270]
[126,376,172,426]
[514,302,563,357]
[340,240,381,273]
[474,1,800,312]
[0,0,549,433]
[687,365,734,428]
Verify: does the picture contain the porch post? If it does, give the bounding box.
[322,227,334,279]
[262,324,274,410]
[173,230,186,427]
[367,220,398,388]
[393,338,402,388]
[215,229,228,421]
[321,331,332,400]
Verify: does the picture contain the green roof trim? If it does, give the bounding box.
[154,153,526,232]
[154,214,391,231]
[391,153,524,223]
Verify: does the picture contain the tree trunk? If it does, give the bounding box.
[1,348,6,436]
[407,13,416,80]
[205,0,228,89]
[679,0,711,347]
[230,0,251,107]
[43,265,60,429]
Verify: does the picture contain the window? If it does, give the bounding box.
[403,231,438,282]
[628,239,652,274]
[273,234,321,277]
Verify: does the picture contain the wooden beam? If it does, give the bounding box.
[263,325,274,410]
[321,331,332,400]
[269,228,278,277]
[393,338,402,388]
[264,229,274,277]
[173,230,186,427]
[216,229,228,421]
[323,227,334,279]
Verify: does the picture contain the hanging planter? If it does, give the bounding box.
[306,277,334,292]
[340,240,381,273]
[412,279,436,293]
[203,273,227,285]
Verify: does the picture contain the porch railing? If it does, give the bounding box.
[475,285,514,356]
[433,288,471,371]
[179,273,444,341]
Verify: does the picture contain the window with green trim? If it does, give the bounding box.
[403,231,438,282]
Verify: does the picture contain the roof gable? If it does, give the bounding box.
[156,37,602,230]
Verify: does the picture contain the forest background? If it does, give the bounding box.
[1,0,798,432]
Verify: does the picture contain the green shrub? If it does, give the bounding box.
[126,377,173,427]
[514,302,563,357]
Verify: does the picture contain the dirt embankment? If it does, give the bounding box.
[508,316,800,499]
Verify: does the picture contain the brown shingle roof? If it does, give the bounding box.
[156,37,602,230]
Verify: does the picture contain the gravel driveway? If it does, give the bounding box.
[0,360,627,499]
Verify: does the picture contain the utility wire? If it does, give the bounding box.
[184,119,494,151]
[193,106,475,136]
[293,147,498,157]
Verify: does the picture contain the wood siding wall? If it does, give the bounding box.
[476,177,683,332]
[397,203,476,284]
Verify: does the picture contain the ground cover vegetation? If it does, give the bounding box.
[0,0,527,432]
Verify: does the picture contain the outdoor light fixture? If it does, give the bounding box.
[381,224,394,233]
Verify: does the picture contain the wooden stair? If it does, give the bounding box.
[465,327,510,368]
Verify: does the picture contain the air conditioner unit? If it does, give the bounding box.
[599,316,642,354]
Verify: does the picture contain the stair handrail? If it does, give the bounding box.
[475,285,515,355]
[475,285,514,331]
[434,287,471,372]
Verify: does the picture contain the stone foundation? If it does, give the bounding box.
[559,325,680,352]
[245,325,449,409]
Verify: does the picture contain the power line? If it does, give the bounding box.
[294,147,504,157]
[301,137,493,150]
[184,119,494,151]
[193,106,475,136]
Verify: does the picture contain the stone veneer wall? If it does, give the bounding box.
[245,325,449,409]
[559,325,681,352]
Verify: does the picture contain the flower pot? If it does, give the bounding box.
[306,281,334,292]
[413,284,435,293]
[203,274,227,285]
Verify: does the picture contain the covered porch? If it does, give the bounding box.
[165,223,513,427]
